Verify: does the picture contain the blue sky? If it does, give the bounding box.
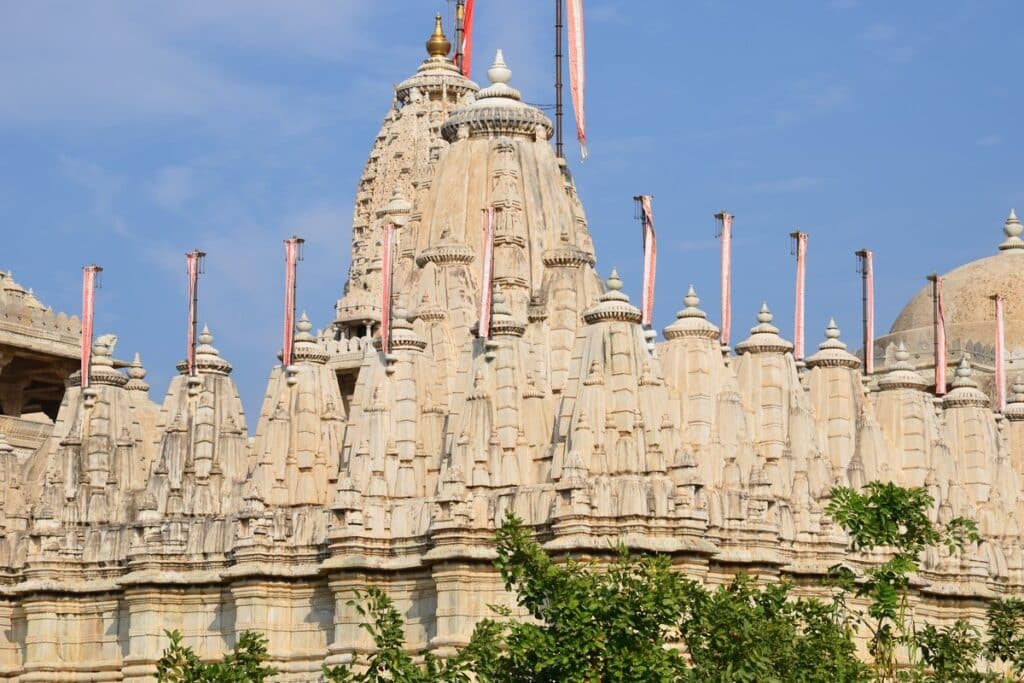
[2,1,1021,420]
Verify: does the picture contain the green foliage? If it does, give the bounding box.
[157,481,1024,682]
[986,598,1024,676]
[322,586,489,683]
[679,574,867,682]
[826,482,982,680]
[156,629,277,682]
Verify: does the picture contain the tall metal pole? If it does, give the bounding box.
[855,249,872,375]
[454,0,465,71]
[555,0,564,159]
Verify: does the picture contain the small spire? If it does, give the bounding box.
[199,324,214,347]
[683,285,699,310]
[425,13,451,59]
[895,341,910,364]
[757,302,773,324]
[487,49,512,85]
[825,318,840,340]
[999,208,1024,251]
[607,268,623,291]
[127,353,146,380]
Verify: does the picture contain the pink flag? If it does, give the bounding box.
[461,0,475,78]
[380,222,395,354]
[933,275,947,395]
[478,207,496,338]
[80,265,101,388]
[567,0,587,159]
[995,294,1006,412]
[282,237,303,367]
[716,212,733,346]
[185,250,204,376]
[792,231,808,360]
[639,196,656,328]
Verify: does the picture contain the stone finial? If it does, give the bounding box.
[735,302,792,355]
[943,354,989,408]
[878,341,928,391]
[126,352,150,392]
[582,268,642,324]
[664,285,719,341]
[487,49,512,85]
[1006,374,1024,421]
[472,49,522,103]
[999,208,1024,251]
[178,324,233,375]
[607,268,623,291]
[805,318,860,369]
[951,355,977,388]
[382,187,413,227]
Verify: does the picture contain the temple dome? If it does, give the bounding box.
[879,210,1024,377]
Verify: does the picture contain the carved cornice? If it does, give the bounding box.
[442,106,553,142]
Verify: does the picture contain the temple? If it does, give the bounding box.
[0,17,1023,681]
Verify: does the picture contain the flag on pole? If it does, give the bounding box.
[637,195,656,328]
[791,231,808,360]
[282,236,304,367]
[995,294,1006,412]
[461,0,476,78]
[931,275,947,395]
[566,0,587,159]
[80,265,101,388]
[186,250,204,376]
[380,222,395,354]
[716,212,733,346]
[478,207,497,338]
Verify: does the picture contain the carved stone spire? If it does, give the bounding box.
[999,208,1023,251]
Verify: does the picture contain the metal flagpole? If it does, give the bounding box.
[715,211,733,349]
[855,249,874,375]
[282,236,305,369]
[185,250,206,377]
[555,0,564,159]
[790,231,808,362]
[927,274,947,395]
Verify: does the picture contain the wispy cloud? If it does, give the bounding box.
[57,154,129,235]
[150,165,197,211]
[749,176,826,194]
[859,22,921,62]
[976,134,1001,148]
[0,3,389,128]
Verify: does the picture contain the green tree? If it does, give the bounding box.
[329,513,866,682]
[156,629,277,683]
[825,481,981,681]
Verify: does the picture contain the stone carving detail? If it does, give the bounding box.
[0,24,1021,679]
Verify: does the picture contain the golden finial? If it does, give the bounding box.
[426,13,451,59]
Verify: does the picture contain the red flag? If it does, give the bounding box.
[716,212,733,346]
[80,265,101,388]
[932,275,947,395]
[461,0,475,78]
[567,0,587,159]
[478,207,496,338]
[380,222,395,354]
[639,196,656,328]
[995,294,1006,412]
[186,251,204,376]
[792,232,808,360]
[282,237,303,367]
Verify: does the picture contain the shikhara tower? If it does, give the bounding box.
[0,18,1022,680]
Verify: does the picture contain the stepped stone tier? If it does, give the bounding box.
[0,18,1023,680]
